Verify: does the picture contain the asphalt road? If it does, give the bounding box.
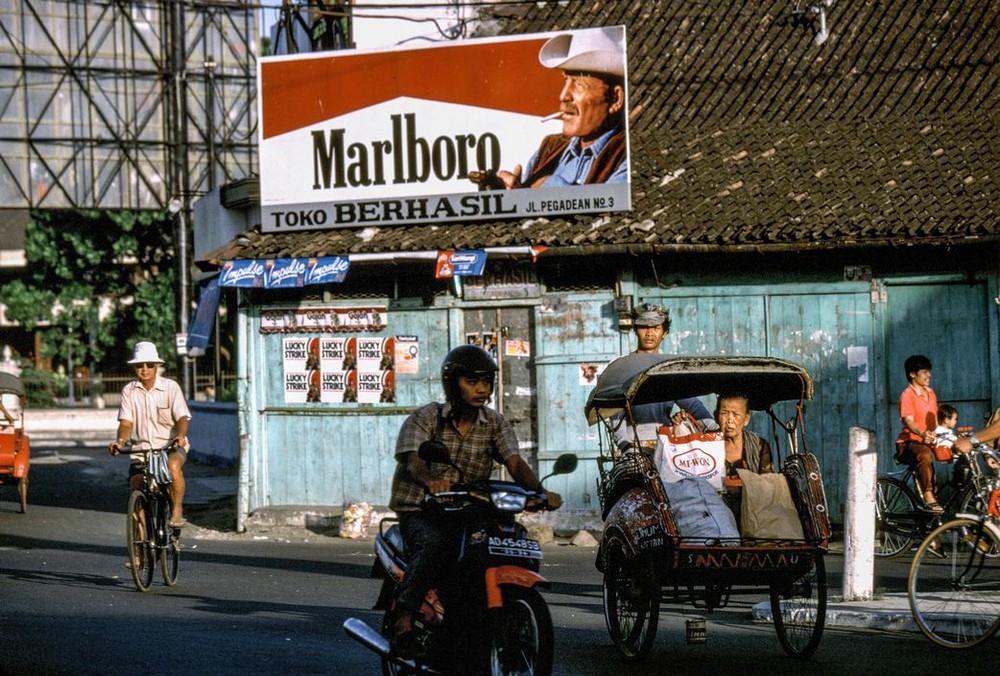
[2,442,998,675]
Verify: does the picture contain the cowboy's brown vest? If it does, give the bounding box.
[522,128,627,188]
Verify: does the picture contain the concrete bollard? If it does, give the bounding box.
[843,426,877,601]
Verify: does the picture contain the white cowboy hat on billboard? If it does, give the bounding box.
[127,341,165,365]
[538,26,625,77]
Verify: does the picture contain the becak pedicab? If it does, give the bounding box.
[585,355,831,661]
[0,372,30,513]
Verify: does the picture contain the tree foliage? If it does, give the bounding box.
[0,209,178,371]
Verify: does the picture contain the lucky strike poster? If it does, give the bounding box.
[282,335,399,404]
[258,26,630,231]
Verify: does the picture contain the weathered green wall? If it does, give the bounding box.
[237,256,999,523]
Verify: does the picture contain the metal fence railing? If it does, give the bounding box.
[17,372,237,408]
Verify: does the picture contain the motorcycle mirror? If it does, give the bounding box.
[541,453,578,483]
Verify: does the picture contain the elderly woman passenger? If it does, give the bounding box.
[717,392,774,520]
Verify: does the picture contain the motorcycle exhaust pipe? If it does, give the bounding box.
[343,617,391,657]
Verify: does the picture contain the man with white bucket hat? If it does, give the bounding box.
[108,341,191,528]
[470,25,628,189]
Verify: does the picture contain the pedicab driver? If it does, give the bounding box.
[108,342,191,528]
[388,345,561,659]
[613,303,717,450]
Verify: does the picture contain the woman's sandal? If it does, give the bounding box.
[922,501,945,514]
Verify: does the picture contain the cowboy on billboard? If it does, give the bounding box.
[469,26,627,190]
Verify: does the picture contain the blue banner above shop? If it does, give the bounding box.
[186,277,221,357]
[219,256,350,288]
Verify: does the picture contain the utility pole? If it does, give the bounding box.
[168,0,194,398]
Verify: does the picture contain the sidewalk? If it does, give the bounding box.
[23,408,924,636]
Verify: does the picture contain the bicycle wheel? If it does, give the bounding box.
[603,550,659,662]
[954,485,1000,557]
[875,477,917,557]
[126,491,154,592]
[908,517,1000,648]
[159,495,180,585]
[957,481,995,516]
[770,551,827,658]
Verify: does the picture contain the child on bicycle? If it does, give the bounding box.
[934,403,973,488]
[934,404,959,447]
[934,403,1000,472]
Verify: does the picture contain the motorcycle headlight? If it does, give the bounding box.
[491,490,528,512]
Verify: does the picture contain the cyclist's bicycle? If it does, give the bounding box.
[908,511,1000,648]
[875,435,999,558]
[119,441,182,592]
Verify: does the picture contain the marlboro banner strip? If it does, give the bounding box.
[258,27,630,232]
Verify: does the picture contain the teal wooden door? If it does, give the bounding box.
[766,291,877,519]
[666,293,768,356]
[535,292,622,511]
[463,307,539,467]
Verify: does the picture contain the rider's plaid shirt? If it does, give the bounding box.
[389,401,519,513]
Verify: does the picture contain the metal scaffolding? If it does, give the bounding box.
[0,0,259,396]
[0,0,258,211]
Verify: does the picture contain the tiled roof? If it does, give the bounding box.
[215,0,997,262]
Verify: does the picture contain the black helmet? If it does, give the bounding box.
[441,345,497,402]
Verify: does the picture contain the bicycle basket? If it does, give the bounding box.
[599,451,658,517]
[148,451,172,485]
[934,444,953,462]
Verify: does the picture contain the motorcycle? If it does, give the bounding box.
[343,444,577,675]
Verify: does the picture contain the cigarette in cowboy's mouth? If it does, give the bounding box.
[541,111,563,122]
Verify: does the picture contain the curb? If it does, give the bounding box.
[751,594,918,633]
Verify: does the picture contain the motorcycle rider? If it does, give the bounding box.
[388,344,562,659]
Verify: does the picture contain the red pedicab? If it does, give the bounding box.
[0,372,30,513]
[585,355,831,661]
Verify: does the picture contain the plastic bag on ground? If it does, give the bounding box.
[339,501,373,539]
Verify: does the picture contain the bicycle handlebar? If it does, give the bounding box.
[114,440,180,456]
[935,431,996,455]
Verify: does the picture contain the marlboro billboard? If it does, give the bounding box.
[258,26,630,232]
